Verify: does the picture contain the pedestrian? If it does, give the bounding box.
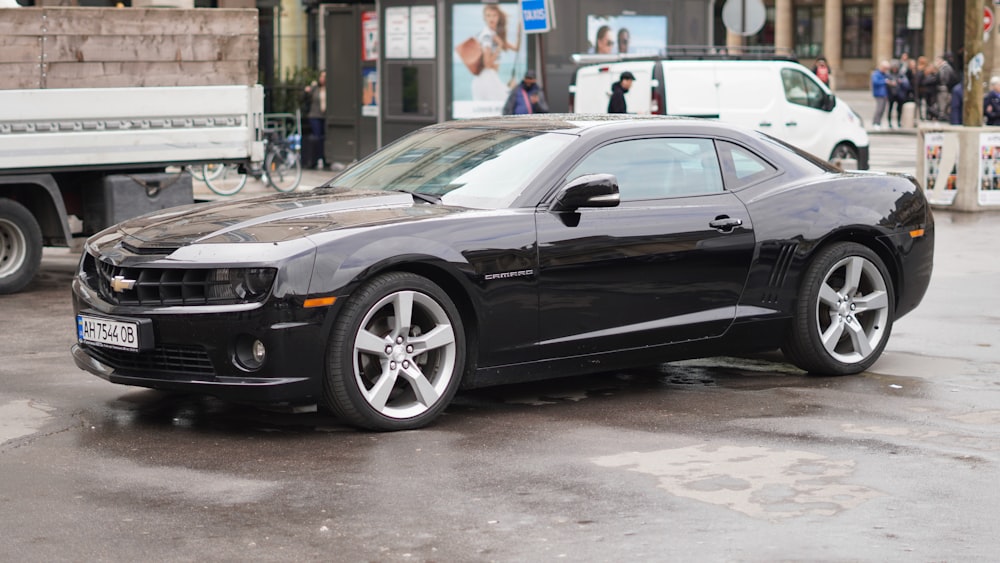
[304,70,327,169]
[870,60,891,130]
[935,54,958,122]
[983,77,1000,126]
[918,59,940,120]
[811,56,830,86]
[891,60,912,128]
[608,71,635,114]
[503,70,549,115]
[950,81,963,125]
[886,61,902,128]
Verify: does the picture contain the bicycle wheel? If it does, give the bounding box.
[203,163,247,196]
[265,146,303,193]
[201,162,226,182]
[185,164,206,182]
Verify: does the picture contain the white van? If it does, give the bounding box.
[569,58,870,169]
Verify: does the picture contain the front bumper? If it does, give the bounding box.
[71,278,333,405]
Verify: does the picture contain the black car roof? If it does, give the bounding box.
[431,114,715,135]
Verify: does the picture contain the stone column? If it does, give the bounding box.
[933,0,947,56]
[875,0,894,62]
[774,0,794,55]
[824,0,843,88]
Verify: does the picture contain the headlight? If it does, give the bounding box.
[208,268,277,301]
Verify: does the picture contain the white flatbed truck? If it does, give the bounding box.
[0,6,262,294]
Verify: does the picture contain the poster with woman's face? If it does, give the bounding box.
[586,14,667,56]
[452,3,526,119]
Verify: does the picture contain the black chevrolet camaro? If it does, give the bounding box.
[72,116,934,430]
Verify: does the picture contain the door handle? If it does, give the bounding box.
[785,121,798,127]
[758,121,772,127]
[709,217,743,232]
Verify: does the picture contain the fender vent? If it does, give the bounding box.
[761,242,798,304]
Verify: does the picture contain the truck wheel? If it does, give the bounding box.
[0,199,43,295]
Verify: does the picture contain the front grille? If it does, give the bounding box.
[85,343,215,377]
[81,253,270,306]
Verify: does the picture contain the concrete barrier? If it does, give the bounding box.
[918,124,1000,211]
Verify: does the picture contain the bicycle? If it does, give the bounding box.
[202,111,303,196]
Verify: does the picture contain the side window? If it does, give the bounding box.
[781,68,828,110]
[718,141,778,189]
[568,138,724,201]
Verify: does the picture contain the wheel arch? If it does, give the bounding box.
[801,228,901,310]
[323,244,482,376]
[0,175,73,247]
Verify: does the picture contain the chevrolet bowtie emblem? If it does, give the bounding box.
[110,275,137,293]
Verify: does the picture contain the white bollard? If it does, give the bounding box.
[901,102,916,128]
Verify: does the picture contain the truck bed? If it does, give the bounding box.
[0,85,264,172]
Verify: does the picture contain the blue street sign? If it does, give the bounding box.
[520,0,553,34]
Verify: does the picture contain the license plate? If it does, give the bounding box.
[77,314,143,351]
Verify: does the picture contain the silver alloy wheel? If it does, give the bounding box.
[814,254,890,364]
[352,289,458,419]
[0,217,27,279]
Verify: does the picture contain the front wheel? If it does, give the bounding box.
[830,143,860,171]
[782,242,894,375]
[324,272,466,431]
[0,199,43,295]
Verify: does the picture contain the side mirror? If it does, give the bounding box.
[550,173,620,212]
[823,93,836,112]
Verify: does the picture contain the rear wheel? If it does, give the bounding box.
[830,143,860,171]
[782,242,894,375]
[324,272,466,431]
[0,199,43,295]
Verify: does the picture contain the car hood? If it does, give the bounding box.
[114,189,462,251]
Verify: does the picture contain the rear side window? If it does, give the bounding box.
[717,141,778,189]
[569,138,724,200]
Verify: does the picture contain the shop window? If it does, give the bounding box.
[794,6,824,59]
[842,5,873,58]
[893,3,923,58]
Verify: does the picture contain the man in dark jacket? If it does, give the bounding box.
[984,77,1000,126]
[608,71,635,114]
[503,70,549,115]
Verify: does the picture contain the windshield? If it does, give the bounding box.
[330,127,575,208]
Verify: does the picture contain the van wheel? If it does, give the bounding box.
[830,143,860,171]
[0,199,43,295]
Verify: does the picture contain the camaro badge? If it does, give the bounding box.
[110,275,137,293]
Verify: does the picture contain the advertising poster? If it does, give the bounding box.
[923,132,957,206]
[585,14,667,56]
[385,7,410,59]
[362,67,378,117]
[362,11,379,62]
[451,3,527,119]
[979,132,1000,205]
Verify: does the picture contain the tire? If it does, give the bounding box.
[265,146,302,193]
[0,199,43,295]
[323,272,466,431]
[203,163,247,196]
[830,143,860,171]
[782,242,894,375]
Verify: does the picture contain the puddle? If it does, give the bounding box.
[593,444,882,521]
[0,399,56,445]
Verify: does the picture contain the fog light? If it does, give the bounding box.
[235,336,267,371]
